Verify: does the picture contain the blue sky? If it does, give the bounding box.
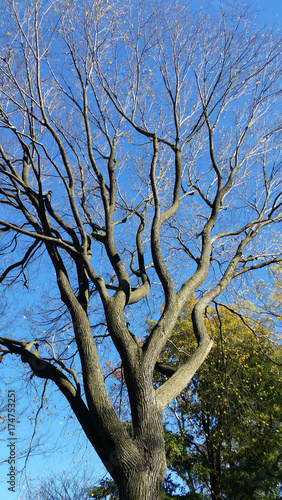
[191,0,281,24]
[255,0,281,23]
[0,1,281,499]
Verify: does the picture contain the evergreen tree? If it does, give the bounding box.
[158,303,282,499]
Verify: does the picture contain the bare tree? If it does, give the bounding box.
[0,0,281,498]
[24,473,93,500]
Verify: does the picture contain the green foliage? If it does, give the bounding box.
[90,478,119,500]
[159,301,282,498]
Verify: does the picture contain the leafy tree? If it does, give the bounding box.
[90,478,120,500]
[0,1,281,498]
[158,303,282,499]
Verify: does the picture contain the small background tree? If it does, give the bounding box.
[156,302,282,499]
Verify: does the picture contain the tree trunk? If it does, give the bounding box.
[210,470,222,500]
[117,413,166,499]
[106,382,167,500]
[103,427,167,500]
[117,462,166,500]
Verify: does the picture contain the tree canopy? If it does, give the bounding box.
[0,1,281,498]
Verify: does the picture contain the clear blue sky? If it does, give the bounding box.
[189,0,281,24]
[255,0,281,23]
